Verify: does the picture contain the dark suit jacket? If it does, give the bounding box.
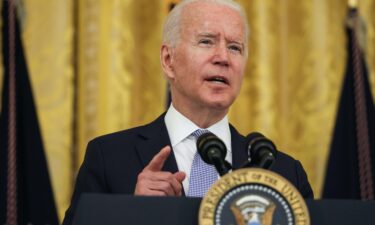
[62,114,313,225]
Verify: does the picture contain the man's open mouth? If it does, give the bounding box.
[206,76,229,85]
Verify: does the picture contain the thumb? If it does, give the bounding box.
[174,171,186,183]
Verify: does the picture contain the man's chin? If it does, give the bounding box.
[205,100,233,111]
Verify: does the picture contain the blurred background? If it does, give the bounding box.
[1,0,375,223]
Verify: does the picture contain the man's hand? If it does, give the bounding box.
[134,146,186,196]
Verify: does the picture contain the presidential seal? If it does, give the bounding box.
[199,168,310,225]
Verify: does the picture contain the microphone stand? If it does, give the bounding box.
[207,148,232,176]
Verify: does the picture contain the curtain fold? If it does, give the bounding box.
[76,0,166,164]
[231,0,349,198]
[18,1,74,221]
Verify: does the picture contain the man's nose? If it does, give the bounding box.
[212,43,229,67]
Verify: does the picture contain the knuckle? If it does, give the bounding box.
[160,183,173,194]
[161,182,171,190]
[137,171,149,180]
[164,172,173,179]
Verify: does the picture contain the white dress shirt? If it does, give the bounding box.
[164,104,232,194]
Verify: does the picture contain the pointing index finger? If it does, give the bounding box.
[144,146,171,172]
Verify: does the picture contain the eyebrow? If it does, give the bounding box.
[196,32,244,46]
[196,32,219,39]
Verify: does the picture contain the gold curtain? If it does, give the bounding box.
[231,0,348,198]
[18,0,74,221]
[362,0,375,90]
[1,0,375,223]
[76,0,167,164]
[231,0,375,197]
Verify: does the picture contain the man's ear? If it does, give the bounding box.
[160,44,175,80]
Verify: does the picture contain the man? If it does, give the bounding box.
[62,0,313,224]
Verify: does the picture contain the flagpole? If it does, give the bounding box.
[6,0,18,224]
[347,0,375,200]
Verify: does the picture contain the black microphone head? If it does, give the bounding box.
[246,132,277,169]
[196,132,227,165]
[246,132,265,146]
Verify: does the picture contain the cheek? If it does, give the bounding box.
[181,59,203,84]
[174,51,196,77]
[234,61,246,80]
[174,65,199,91]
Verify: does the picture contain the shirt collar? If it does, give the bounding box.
[164,104,232,152]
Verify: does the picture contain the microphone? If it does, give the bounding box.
[196,133,232,176]
[245,132,277,169]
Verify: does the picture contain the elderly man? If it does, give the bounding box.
[62,0,313,224]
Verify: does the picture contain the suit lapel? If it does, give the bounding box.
[230,125,247,170]
[135,114,180,174]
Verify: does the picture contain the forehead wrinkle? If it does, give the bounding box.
[196,32,219,39]
[178,1,247,55]
[186,9,244,38]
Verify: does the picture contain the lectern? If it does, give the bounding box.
[72,193,375,225]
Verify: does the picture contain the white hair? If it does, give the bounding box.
[162,0,249,54]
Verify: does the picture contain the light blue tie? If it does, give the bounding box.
[187,129,218,197]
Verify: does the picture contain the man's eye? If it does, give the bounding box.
[228,45,242,54]
[199,39,213,45]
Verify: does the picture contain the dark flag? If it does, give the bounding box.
[322,7,375,200]
[0,1,59,224]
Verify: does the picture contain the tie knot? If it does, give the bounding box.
[191,129,210,139]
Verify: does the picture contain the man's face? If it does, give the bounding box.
[162,2,247,113]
